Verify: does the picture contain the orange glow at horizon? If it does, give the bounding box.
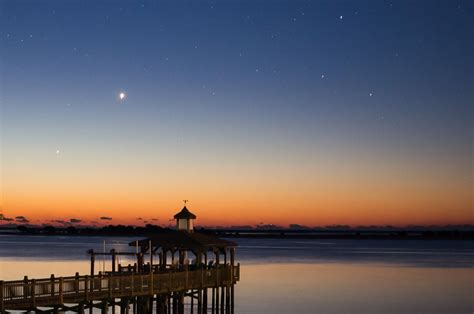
[2,170,471,227]
[1,132,471,227]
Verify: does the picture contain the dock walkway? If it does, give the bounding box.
[0,264,239,313]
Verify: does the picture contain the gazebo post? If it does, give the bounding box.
[163,249,167,270]
[215,250,219,266]
[90,250,95,276]
[149,240,153,272]
[111,249,116,273]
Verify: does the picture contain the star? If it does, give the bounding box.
[321,74,325,79]
[119,92,126,100]
[369,92,373,97]
[339,15,343,20]
[56,149,60,155]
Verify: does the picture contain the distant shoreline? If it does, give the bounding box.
[0,226,472,240]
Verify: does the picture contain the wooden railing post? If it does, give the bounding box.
[31,279,36,308]
[75,272,80,293]
[140,273,143,293]
[0,280,4,314]
[50,274,55,297]
[149,271,153,295]
[90,272,94,292]
[108,273,112,298]
[84,275,89,301]
[23,276,28,300]
[98,273,103,292]
[201,266,204,289]
[59,277,64,304]
[119,273,123,294]
[185,264,189,290]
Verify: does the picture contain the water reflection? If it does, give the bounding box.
[236,263,473,314]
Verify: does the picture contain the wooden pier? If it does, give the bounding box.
[0,264,239,313]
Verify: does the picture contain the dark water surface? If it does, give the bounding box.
[0,235,472,313]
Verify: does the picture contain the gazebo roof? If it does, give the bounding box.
[129,230,237,252]
[174,206,196,219]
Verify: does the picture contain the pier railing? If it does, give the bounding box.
[0,264,239,311]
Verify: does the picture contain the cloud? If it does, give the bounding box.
[15,216,30,223]
[69,218,82,224]
[1,215,14,222]
[100,216,112,220]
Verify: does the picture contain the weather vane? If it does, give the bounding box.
[183,199,189,206]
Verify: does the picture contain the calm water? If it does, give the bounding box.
[0,235,472,313]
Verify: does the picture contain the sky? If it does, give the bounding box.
[0,0,472,227]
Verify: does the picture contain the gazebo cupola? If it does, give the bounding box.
[174,200,196,232]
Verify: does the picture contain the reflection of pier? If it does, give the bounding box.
[0,205,240,313]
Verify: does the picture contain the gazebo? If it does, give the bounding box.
[128,205,237,273]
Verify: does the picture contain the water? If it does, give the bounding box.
[0,235,472,313]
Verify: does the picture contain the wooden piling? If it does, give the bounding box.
[102,300,109,314]
[225,286,230,313]
[203,288,208,314]
[79,302,85,314]
[220,286,224,314]
[230,284,234,314]
[211,288,215,314]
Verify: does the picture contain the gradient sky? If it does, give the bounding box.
[0,1,472,227]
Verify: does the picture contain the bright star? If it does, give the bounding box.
[119,92,126,100]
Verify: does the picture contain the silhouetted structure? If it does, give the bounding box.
[0,205,239,313]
